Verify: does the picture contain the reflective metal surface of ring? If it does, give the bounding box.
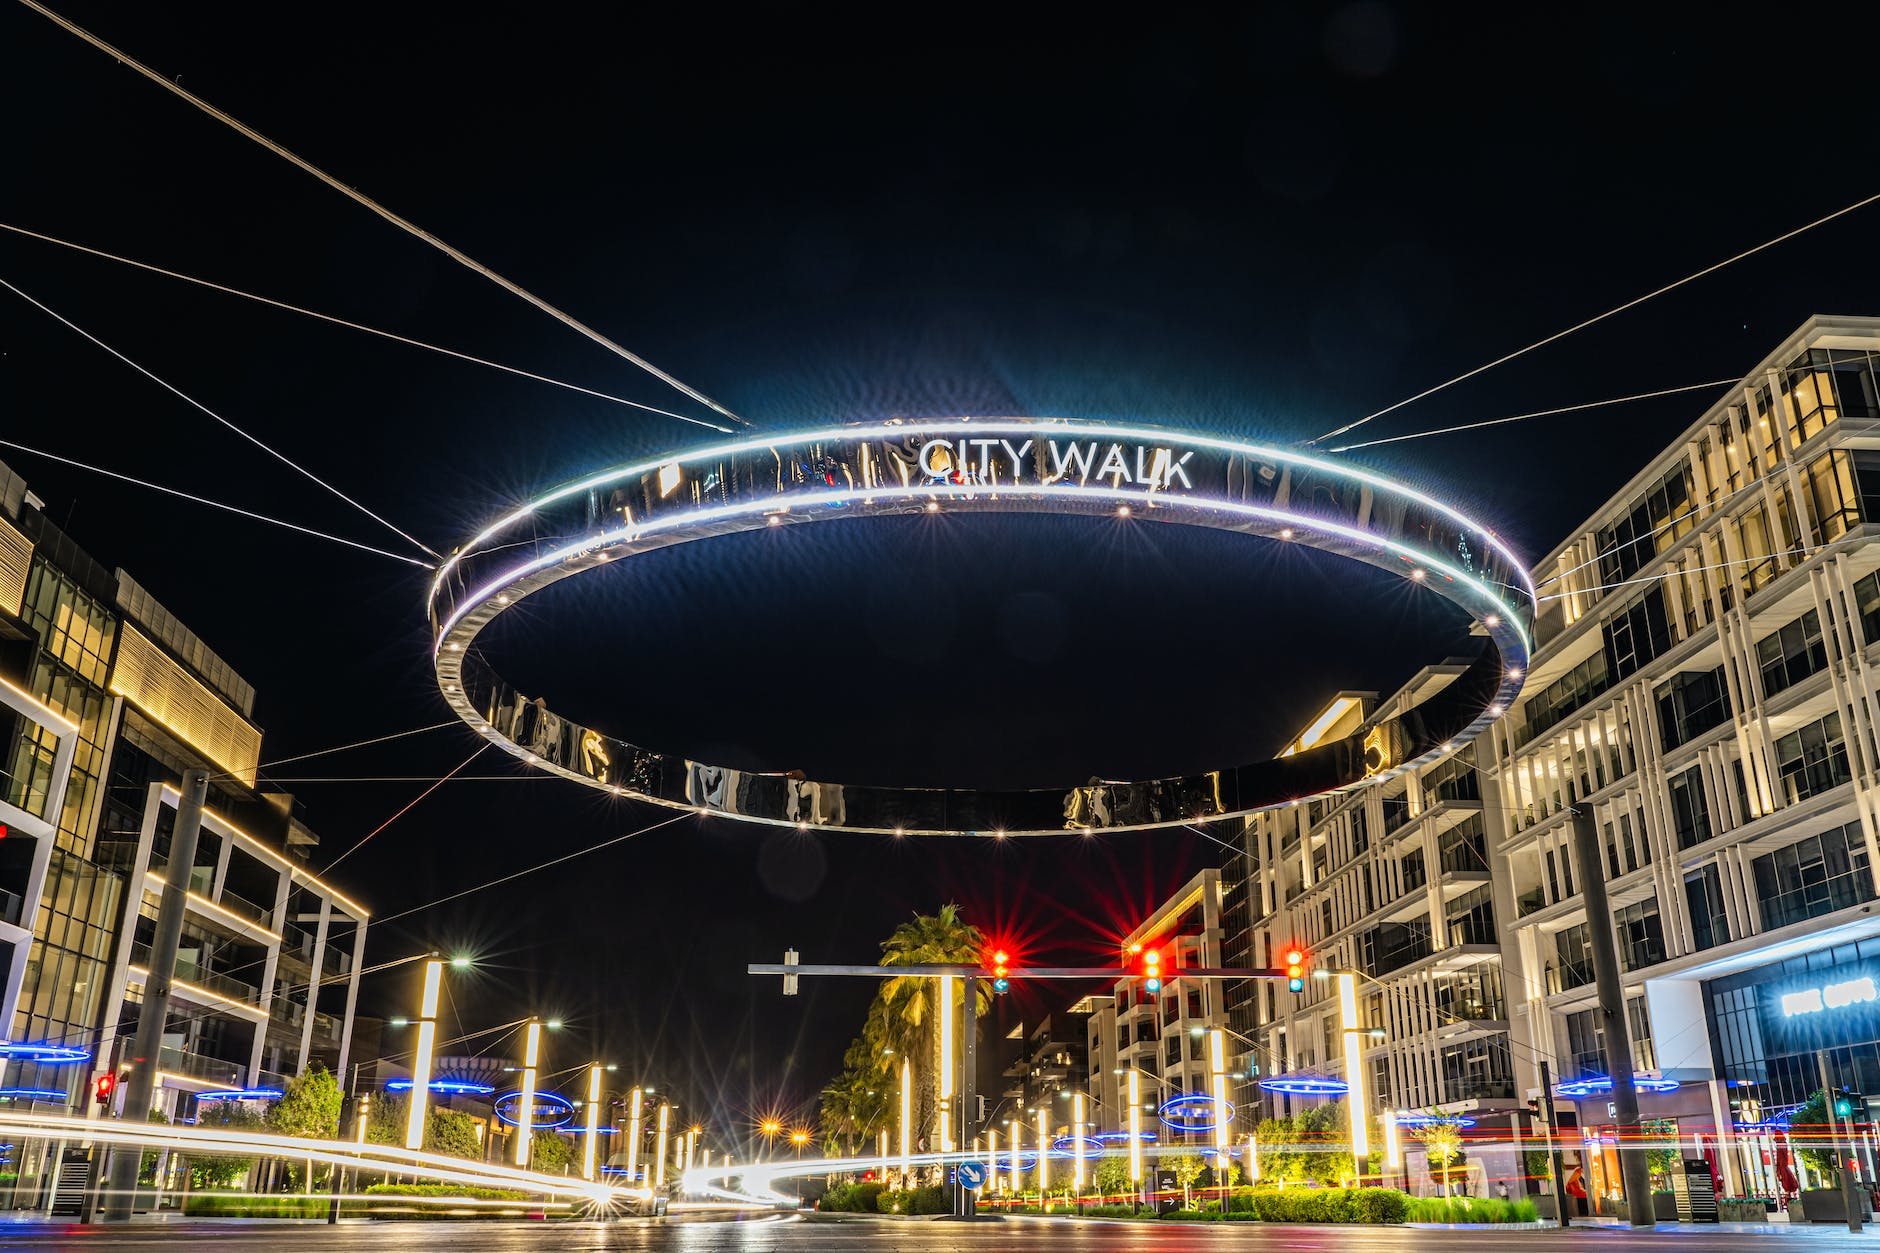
[429,418,1535,835]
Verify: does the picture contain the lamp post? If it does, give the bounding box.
[514,1019,543,1167]
[626,1086,644,1183]
[405,957,445,1150]
[939,974,955,1152]
[899,1059,912,1190]
[1337,972,1371,1182]
[1036,1106,1049,1209]
[654,1103,670,1190]
[582,1064,603,1180]
[1128,1069,1144,1195]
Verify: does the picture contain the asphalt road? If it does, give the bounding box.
[1,1215,1874,1252]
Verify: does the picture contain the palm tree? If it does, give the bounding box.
[878,904,989,1151]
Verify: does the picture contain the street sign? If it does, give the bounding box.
[956,1160,988,1191]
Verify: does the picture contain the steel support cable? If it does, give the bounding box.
[372,811,691,926]
[1325,378,1738,453]
[1312,189,1880,445]
[0,221,730,432]
[1536,470,1780,591]
[17,0,750,432]
[0,431,430,569]
[244,721,461,777]
[0,274,439,560]
[324,743,489,872]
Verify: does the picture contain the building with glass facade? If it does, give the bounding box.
[0,459,368,1207]
[1486,314,1880,1207]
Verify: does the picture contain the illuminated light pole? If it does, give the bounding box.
[1073,1092,1087,1196]
[1248,1132,1260,1183]
[582,1064,602,1180]
[1036,1107,1049,1208]
[684,1128,699,1190]
[1127,1069,1143,1186]
[626,1086,644,1183]
[989,1127,999,1194]
[355,1093,371,1145]
[1008,1119,1020,1196]
[939,974,955,1152]
[405,958,445,1150]
[899,1059,912,1190]
[1210,1028,1230,1205]
[654,1103,670,1190]
[878,1127,888,1167]
[514,1019,543,1167]
[1338,972,1371,1180]
[1383,1106,1403,1182]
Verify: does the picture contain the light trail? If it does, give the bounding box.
[16,0,749,431]
[0,1110,619,1204]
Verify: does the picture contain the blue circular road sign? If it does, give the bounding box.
[956,1160,988,1190]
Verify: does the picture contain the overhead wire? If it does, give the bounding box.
[1312,188,1880,446]
[16,0,750,432]
[0,432,431,570]
[0,273,438,560]
[1324,379,1738,452]
[245,722,462,778]
[372,812,692,926]
[0,221,731,433]
[324,742,490,872]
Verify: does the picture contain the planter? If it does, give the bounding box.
[1717,1200,1766,1222]
[1790,1188,1875,1225]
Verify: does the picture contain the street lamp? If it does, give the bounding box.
[583,1064,603,1181]
[939,973,955,1152]
[899,1059,912,1190]
[514,1019,543,1167]
[654,1102,671,1190]
[627,1086,644,1183]
[404,957,445,1151]
[1036,1106,1049,1207]
[1072,1093,1087,1196]
[1127,1069,1143,1185]
[1337,972,1371,1179]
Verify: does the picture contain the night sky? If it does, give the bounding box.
[8,3,1880,1149]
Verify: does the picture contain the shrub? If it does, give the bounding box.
[818,1181,886,1213]
[183,1192,332,1219]
[1243,1186,1407,1224]
[363,1184,528,1201]
[1402,1194,1538,1224]
[878,1185,947,1214]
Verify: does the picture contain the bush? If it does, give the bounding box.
[877,1185,947,1214]
[1402,1194,1538,1224]
[364,1184,528,1201]
[1241,1186,1408,1224]
[818,1181,886,1213]
[183,1192,332,1219]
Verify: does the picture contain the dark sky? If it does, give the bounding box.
[8,2,1880,1148]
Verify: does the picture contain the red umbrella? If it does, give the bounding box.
[1776,1140,1799,1194]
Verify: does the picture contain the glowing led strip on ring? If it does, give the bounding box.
[428,418,1537,615]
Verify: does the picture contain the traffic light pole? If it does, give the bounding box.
[1535,1061,1570,1228]
[1817,1049,1864,1232]
[101,768,208,1223]
[959,974,977,1219]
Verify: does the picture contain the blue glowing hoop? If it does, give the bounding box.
[1394,1114,1477,1128]
[385,1079,497,1095]
[1051,1135,1105,1156]
[1159,1092,1236,1131]
[1256,1076,1349,1097]
[0,1088,66,1102]
[0,1042,90,1065]
[196,1087,284,1101]
[1094,1130,1158,1144]
[1552,1075,1680,1100]
[493,1090,576,1129]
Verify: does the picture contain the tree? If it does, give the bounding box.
[267,1064,342,1140]
[878,905,988,1149]
[1169,1152,1206,1209]
[1406,1112,1467,1196]
[428,1110,484,1160]
[1794,1089,1840,1180]
[191,1100,264,1189]
[1095,1153,1131,1199]
[530,1128,572,1174]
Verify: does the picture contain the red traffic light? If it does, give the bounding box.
[1284,947,1306,992]
[94,1072,118,1106]
[988,947,1011,993]
[1140,947,1163,993]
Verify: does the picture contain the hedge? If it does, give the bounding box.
[363,1184,529,1201]
[183,1193,333,1219]
[1240,1187,1410,1223]
[1403,1195,1538,1224]
[818,1181,887,1213]
[878,1185,948,1214]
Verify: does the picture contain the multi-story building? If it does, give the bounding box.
[1224,670,1520,1192]
[1487,315,1880,1206]
[0,459,369,1206]
[1084,869,1228,1143]
[998,1011,1091,1144]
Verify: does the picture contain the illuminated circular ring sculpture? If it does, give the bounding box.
[0,1042,90,1064]
[1394,1113,1477,1128]
[1256,1076,1350,1097]
[1552,1075,1680,1099]
[1159,1091,1235,1131]
[430,419,1534,836]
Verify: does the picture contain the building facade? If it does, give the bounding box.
[0,460,368,1206]
[1487,314,1880,1205]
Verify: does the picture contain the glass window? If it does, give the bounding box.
[1685,864,1729,951]
[1735,506,1778,595]
[1802,450,1863,543]
[1773,712,1852,804]
[1656,666,1731,752]
[1752,820,1876,929]
[1603,587,1675,682]
[1613,898,1666,971]
[1667,766,1712,850]
[1756,609,1828,698]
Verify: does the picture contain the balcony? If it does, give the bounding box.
[157,1045,249,1087]
[131,942,263,1008]
[1544,960,1594,995]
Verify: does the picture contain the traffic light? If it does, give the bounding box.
[1285,948,1306,993]
[93,1071,118,1107]
[1834,1089,1859,1119]
[990,949,1010,994]
[1141,947,1163,994]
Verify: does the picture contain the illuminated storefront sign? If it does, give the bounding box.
[915,436,1195,489]
[1780,976,1878,1017]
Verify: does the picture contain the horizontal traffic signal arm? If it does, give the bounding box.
[750,961,1300,979]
